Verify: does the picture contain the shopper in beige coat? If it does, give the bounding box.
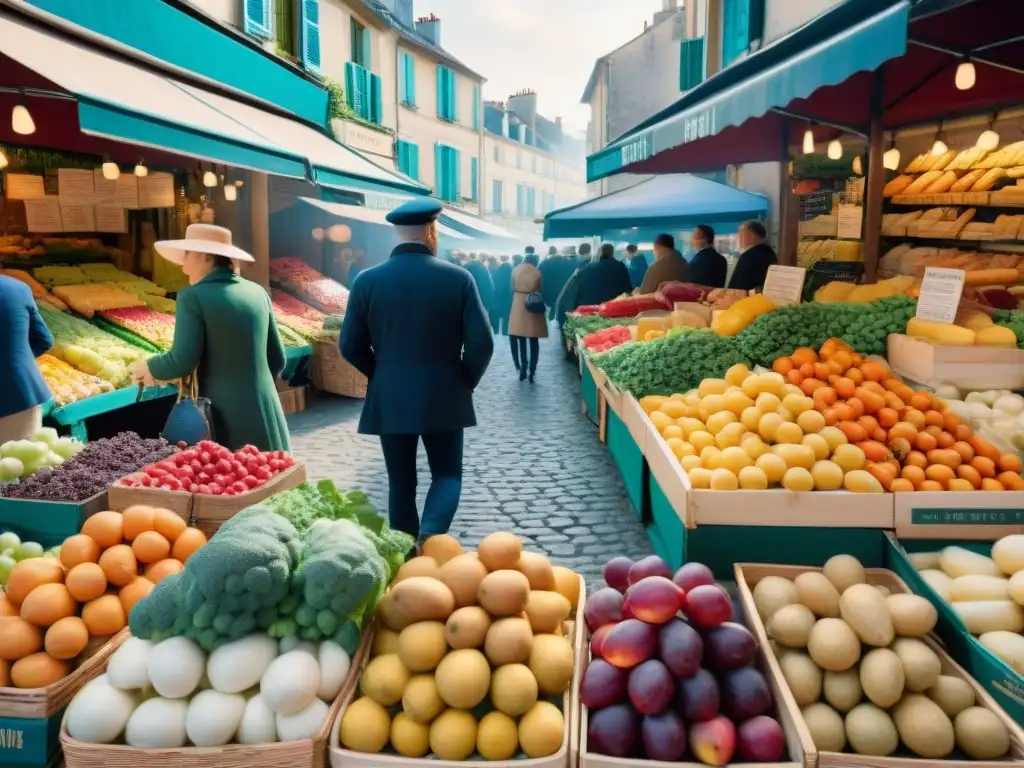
[507,252,548,383]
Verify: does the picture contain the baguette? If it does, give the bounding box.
[988,253,1022,269]
[1006,166,1024,179]
[970,168,1006,191]
[950,169,986,192]
[904,153,929,173]
[977,142,1024,169]
[948,146,989,170]
[950,207,977,237]
[929,150,957,172]
[963,268,1020,286]
[883,174,915,197]
[919,208,946,222]
[924,170,959,193]
[903,170,943,195]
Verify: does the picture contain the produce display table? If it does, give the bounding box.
[0,490,108,548]
[49,384,177,441]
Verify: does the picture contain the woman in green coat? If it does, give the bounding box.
[130,224,291,452]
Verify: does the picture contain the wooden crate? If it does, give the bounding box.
[886,334,1024,391]
[734,563,1024,768]
[278,385,308,415]
[0,490,108,548]
[578,606,811,768]
[61,629,372,768]
[0,630,129,719]
[107,483,194,521]
[192,460,307,537]
[329,576,586,768]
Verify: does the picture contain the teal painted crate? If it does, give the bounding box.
[885,533,1024,724]
[606,408,646,520]
[580,356,598,423]
[0,709,62,767]
[0,492,107,548]
[648,472,685,570]
[686,526,889,581]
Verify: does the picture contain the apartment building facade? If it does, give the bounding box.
[482,91,587,241]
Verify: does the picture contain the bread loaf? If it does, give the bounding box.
[903,171,943,195]
[924,170,959,193]
[950,169,985,192]
[883,174,915,197]
[948,147,989,170]
[929,150,957,172]
[971,168,1006,191]
[977,142,1024,169]
[904,153,929,173]
[1006,166,1024,179]
[950,208,977,236]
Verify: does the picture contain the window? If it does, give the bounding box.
[492,144,501,164]
[249,1,320,73]
[469,157,478,202]
[396,139,420,180]
[345,62,383,123]
[437,66,457,121]
[243,0,272,38]
[351,18,370,68]
[472,84,480,130]
[399,52,416,106]
[530,155,536,174]
[434,143,460,202]
[722,0,764,67]
[492,180,503,213]
[679,36,705,91]
[274,0,296,55]
[526,187,536,217]
[516,184,537,217]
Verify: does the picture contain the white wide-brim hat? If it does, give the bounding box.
[154,223,255,265]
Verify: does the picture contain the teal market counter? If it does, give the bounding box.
[283,344,313,382]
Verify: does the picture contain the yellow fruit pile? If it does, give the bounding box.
[0,506,207,689]
[642,364,886,493]
[339,533,580,761]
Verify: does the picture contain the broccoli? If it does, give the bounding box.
[128,571,185,640]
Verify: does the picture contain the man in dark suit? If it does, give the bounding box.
[575,243,633,308]
[728,220,777,291]
[492,254,514,335]
[688,224,728,288]
[637,234,689,294]
[0,275,54,442]
[339,198,494,547]
[626,244,648,289]
[464,253,495,331]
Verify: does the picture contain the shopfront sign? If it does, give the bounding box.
[338,120,394,160]
[915,267,966,324]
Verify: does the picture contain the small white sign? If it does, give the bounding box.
[57,168,95,201]
[5,173,46,200]
[59,201,96,232]
[117,174,140,209]
[91,169,119,202]
[23,197,63,232]
[95,204,127,233]
[138,172,175,208]
[837,204,864,240]
[916,267,966,324]
[762,265,807,305]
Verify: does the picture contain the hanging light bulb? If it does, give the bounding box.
[202,170,217,187]
[223,184,237,201]
[12,97,35,136]
[802,128,815,155]
[931,138,948,156]
[883,146,901,171]
[311,227,325,241]
[827,140,843,160]
[955,60,976,90]
[852,156,863,175]
[977,119,1000,150]
[101,154,120,181]
[0,149,7,171]
[134,157,148,177]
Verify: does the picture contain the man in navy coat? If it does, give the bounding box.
[0,275,54,441]
[339,198,494,546]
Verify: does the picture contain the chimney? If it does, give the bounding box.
[653,0,679,26]
[507,88,538,134]
[415,13,441,47]
[555,116,563,132]
[377,0,413,26]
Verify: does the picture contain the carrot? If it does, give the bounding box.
[838,421,868,444]
[952,441,975,463]
[967,435,1001,463]
[997,471,1024,490]
[970,456,997,478]
[998,453,1022,473]
[858,441,894,463]
[867,463,895,491]
[927,449,962,469]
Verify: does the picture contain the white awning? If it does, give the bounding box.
[439,207,518,240]
[298,198,469,239]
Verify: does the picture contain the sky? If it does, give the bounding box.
[417,0,664,134]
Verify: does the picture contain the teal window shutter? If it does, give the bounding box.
[244,0,271,38]
[400,53,416,106]
[680,37,706,91]
[436,66,444,118]
[722,0,762,67]
[369,73,383,124]
[450,71,458,122]
[437,67,457,121]
[472,84,480,130]
[362,26,373,67]
[469,156,478,201]
[409,143,420,180]
[300,0,321,75]
[492,180,503,213]
[451,149,461,200]
[434,143,444,199]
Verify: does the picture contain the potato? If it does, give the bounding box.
[794,572,841,618]
[892,638,941,692]
[939,546,1000,578]
[807,619,860,672]
[926,675,976,717]
[907,551,941,571]
[823,669,862,713]
[777,651,821,706]
[859,648,905,708]
[952,600,1024,634]
[822,554,865,593]
[1011,570,1024,605]
[839,584,894,647]
[886,594,937,637]
[844,703,898,756]
[978,630,1024,673]
[801,702,846,752]
[874,584,891,597]
[919,569,952,601]
[949,574,1010,602]
[752,576,798,622]
[991,534,1024,576]
[953,706,1011,760]
[767,604,815,648]
[892,694,955,759]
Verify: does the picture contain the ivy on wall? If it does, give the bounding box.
[0,145,98,174]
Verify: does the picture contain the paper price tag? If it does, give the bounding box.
[836,204,864,240]
[762,265,806,305]
[915,267,965,324]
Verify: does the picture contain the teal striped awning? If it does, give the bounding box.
[588,0,910,182]
[0,11,427,196]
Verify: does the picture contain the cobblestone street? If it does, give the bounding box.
[287,333,652,585]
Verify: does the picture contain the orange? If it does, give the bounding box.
[798,362,816,378]
[80,511,123,550]
[904,450,928,470]
[901,465,926,489]
[955,465,982,489]
[772,357,794,375]
[835,378,856,399]
[791,347,819,366]
[919,480,944,491]
[998,453,1022,473]
[890,478,915,493]
[924,464,955,486]
[970,456,996,478]
[980,478,1005,491]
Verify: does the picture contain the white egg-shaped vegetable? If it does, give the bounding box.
[276,698,329,742]
[260,650,321,715]
[149,637,206,699]
[994,394,1024,416]
[279,638,317,657]
[66,676,138,744]
[207,633,278,694]
[993,535,1024,577]
[317,641,351,701]
[106,637,154,690]
[125,697,188,748]
[237,693,278,745]
[185,689,246,747]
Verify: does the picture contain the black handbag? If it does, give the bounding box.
[159,373,213,446]
[525,292,546,315]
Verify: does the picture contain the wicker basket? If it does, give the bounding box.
[0,629,129,719]
[313,341,367,399]
[329,575,587,768]
[61,628,373,768]
[192,460,307,537]
[734,563,1024,768]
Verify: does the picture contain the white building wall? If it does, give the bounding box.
[763,0,845,43]
[192,0,239,26]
